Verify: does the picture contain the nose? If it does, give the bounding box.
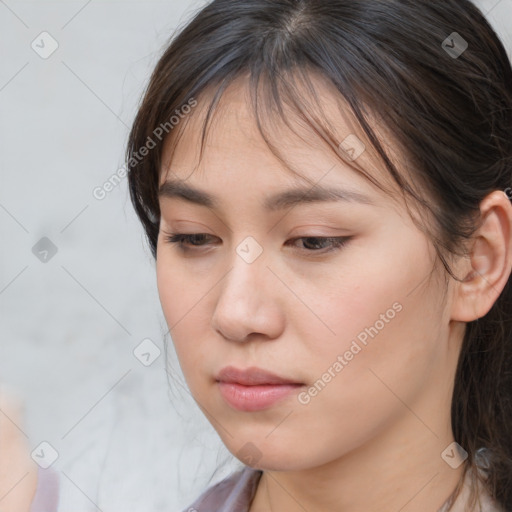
[211,247,285,343]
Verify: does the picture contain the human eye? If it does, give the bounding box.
[164,233,218,252]
[164,232,350,256]
[287,236,351,255]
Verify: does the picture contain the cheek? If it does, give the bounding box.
[156,259,208,374]
[285,277,444,462]
[156,261,182,327]
[298,243,443,410]
[297,226,443,390]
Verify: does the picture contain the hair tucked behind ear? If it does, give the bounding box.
[126,0,512,508]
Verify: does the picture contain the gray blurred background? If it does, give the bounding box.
[0,0,511,510]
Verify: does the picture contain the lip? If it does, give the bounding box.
[216,366,304,412]
[216,366,302,386]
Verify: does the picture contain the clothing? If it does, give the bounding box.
[28,451,506,512]
[182,461,506,512]
[29,467,60,512]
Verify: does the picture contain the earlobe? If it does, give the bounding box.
[451,190,512,322]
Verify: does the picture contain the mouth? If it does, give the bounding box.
[215,366,304,412]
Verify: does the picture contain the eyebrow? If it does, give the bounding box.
[158,179,374,211]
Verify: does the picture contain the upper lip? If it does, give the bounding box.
[216,366,302,386]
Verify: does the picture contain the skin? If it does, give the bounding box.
[156,77,512,512]
[0,390,38,512]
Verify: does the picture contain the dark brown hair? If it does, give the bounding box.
[126,0,512,509]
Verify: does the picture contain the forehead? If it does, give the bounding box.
[159,73,401,201]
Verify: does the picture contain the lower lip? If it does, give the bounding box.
[218,382,303,412]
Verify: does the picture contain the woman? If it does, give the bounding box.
[20,0,512,510]
[126,0,512,510]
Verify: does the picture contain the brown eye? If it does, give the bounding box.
[289,236,350,252]
[164,233,351,256]
[166,233,214,246]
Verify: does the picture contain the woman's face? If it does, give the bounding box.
[156,79,460,471]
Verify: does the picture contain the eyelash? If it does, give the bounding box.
[163,233,350,255]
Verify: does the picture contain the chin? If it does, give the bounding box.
[221,433,319,471]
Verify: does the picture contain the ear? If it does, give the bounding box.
[451,190,512,322]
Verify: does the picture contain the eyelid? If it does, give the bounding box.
[162,232,351,255]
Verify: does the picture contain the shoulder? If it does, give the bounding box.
[182,467,262,512]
